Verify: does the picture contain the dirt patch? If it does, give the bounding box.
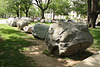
[5,28,96,67]
[22,39,80,67]
[22,35,96,67]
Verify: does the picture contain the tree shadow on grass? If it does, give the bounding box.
[0,25,99,67]
[0,34,37,67]
[0,28,26,36]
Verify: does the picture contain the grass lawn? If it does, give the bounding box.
[0,24,36,67]
[0,23,100,67]
[0,18,7,20]
[89,27,100,51]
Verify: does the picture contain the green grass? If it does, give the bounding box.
[0,24,36,67]
[89,27,100,51]
[0,18,7,20]
[0,23,100,66]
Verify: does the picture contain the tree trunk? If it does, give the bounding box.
[90,12,98,28]
[87,0,99,28]
[91,0,99,28]
[17,11,19,17]
[25,10,28,17]
[25,12,28,17]
[87,0,91,27]
[1,15,3,18]
[53,12,55,20]
[41,10,45,19]
[5,15,6,18]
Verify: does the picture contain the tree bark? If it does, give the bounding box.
[34,0,51,19]
[25,6,29,17]
[87,0,99,28]
[53,12,55,20]
[90,12,98,28]
[41,9,45,19]
[87,0,91,27]
[17,11,19,17]
[25,11,28,17]
[90,0,99,28]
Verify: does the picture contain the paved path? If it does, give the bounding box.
[0,19,7,24]
[73,53,100,67]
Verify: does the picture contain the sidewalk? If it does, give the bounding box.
[73,53,100,67]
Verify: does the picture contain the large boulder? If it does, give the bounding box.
[32,23,49,39]
[45,22,94,56]
[23,25,33,33]
[6,18,19,27]
[17,19,30,30]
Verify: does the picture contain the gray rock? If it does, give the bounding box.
[23,25,33,33]
[17,19,30,30]
[40,19,45,22]
[21,17,33,22]
[45,22,94,56]
[6,18,19,27]
[32,23,49,39]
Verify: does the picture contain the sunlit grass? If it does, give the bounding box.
[89,27,100,51]
[0,18,7,19]
[0,23,100,66]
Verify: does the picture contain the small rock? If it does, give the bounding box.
[40,19,45,22]
[6,18,19,27]
[23,25,33,33]
[17,19,30,30]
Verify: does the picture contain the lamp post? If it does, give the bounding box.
[18,5,20,18]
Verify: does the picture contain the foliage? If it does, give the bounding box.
[0,0,9,17]
[0,24,36,66]
[7,0,21,17]
[43,49,50,56]
[34,0,52,10]
[72,0,87,16]
[65,15,70,20]
[4,0,33,17]
[34,0,52,19]
[29,6,41,17]
[48,0,71,15]
[20,0,33,17]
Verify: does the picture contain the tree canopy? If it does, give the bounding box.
[33,0,52,19]
[72,0,87,16]
[47,0,70,19]
[49,0,70,15]
[0,0,9,17]
[20,0,33,17]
